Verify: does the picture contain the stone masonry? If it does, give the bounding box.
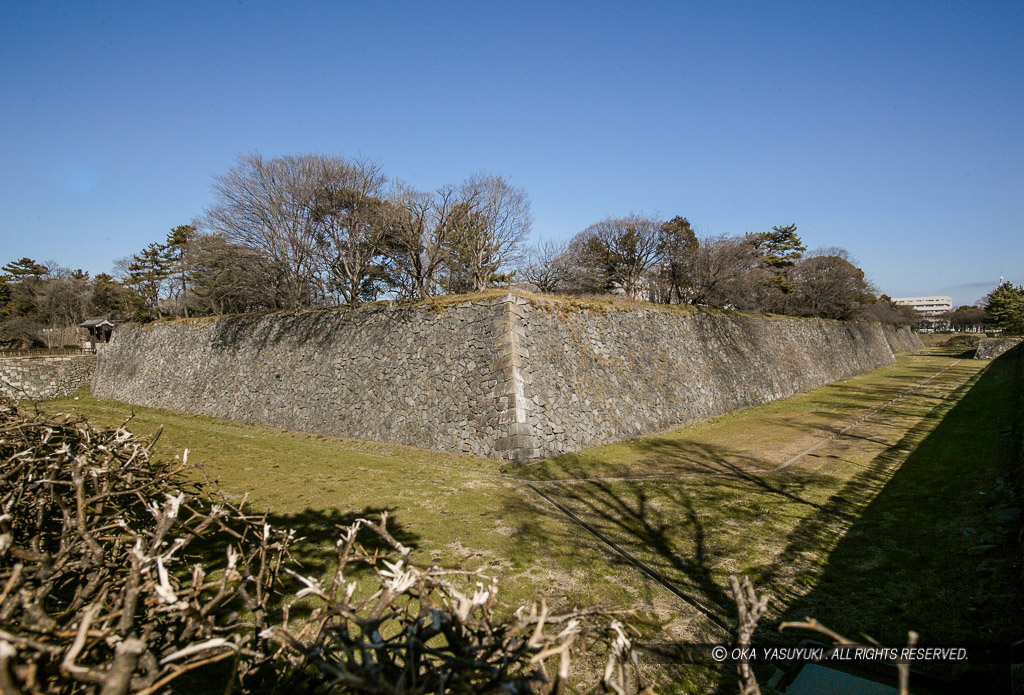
[975,338,1023,360]
[0,355,96,401]
[512,296,920,458]
[93,293,922,461]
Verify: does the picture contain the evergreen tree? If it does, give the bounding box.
[0,276,10,321]
[91,273,128,316]
[125,243,171,319]
[309,188,388,306]
[165,224,197,316]
[984,283,1024,333]
[1,258,48,281]
[658,216,699,303]
[187,234,274,315]
[751,224,806,269]
[749,224,806,304]
[0,258,48,322]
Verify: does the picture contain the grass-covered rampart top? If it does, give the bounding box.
[142,288,892,332]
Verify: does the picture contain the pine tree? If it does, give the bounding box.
[751,224,806,269]
[165,225,197,317]
[984,284,1024,333]
[2,258,48,281]
[749,224,806,303]
[0,258,48,321]
[125,243,171,319]
[91,273,128,316]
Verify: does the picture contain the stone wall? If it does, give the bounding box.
[94,294,909,460]
[94,298,522,458]
[975,338,1023,360]
[0,355,96,400]
[512,298,902,457]
[881,325,924,354]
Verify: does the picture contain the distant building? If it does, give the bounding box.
[891,296,953,317]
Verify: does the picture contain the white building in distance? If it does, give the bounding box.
[892,296,953,317]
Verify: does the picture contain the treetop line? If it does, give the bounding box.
[2,152,1020,345]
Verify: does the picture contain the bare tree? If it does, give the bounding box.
[518,240,572,293]
[787,248,873,320]
[442,174,531,293]
[378,182,460,300]
[689,235,763,309]
[110,255,132,281]
[32,268,92,346]
[205,154,386,310]
[564,214,666,298]
[0,263,92,346]
[205,153,318,309]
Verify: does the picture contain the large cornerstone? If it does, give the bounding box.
[93,293,922,460]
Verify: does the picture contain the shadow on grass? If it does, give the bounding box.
[772,346,1023,692]
[524,438,828,500]
[634,440,820,506]
[179,504,419,625]
[505,441,832,632]
[506,349,1019,691]
[503,445,835,694]
[268,504,419,570]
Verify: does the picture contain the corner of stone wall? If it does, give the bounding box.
[490,295,541,461]
[880,324,899,358]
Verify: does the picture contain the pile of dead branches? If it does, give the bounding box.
[0,399,654,694]
[0,399,290,693]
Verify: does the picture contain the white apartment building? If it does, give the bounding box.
[892,296,953,317]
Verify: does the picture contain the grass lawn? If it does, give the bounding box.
[39,346,1022,692]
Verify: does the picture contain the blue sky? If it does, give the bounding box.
[2,1,1021,307]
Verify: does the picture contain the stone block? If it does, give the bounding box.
[491,353,521,372]
[510,447,541,461]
